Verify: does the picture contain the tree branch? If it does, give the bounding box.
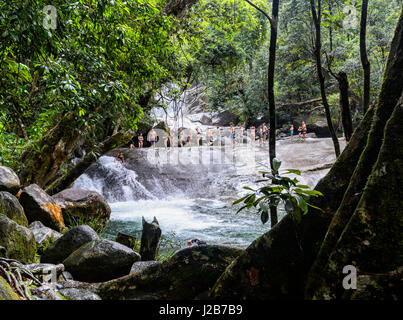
[244,0,273,25]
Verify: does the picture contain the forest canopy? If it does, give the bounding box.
[0,0,400,170]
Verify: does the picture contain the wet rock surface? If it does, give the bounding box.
[98,244,244,300]
[0,166,20,195]
[19,184,65,232]
[41,225,99,264]
[53,188,111,231]
[63,239,141,283]
[0,214,36,263]
[0,191,28,227]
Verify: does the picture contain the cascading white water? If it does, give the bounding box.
[73,136,345,252]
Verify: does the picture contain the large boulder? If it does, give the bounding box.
[52,188,111,232]
[63,239,141,283]
[0,214,36,263]
[0,191,28,227]
[307,119,331,138]
[0,276,20,300]
[28,221,63,254]
[130,261,161,274]
[98,245,244,300]
[209,214,305,299]
[41,225,99,264]
[211,110,240,126]
[19,184,65,232]
[0,166,20,195]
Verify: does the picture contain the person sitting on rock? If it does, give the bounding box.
[116,152,125,163]
[187,238,207,247]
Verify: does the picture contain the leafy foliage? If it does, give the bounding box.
[234,158,323,224]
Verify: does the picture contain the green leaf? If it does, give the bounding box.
[272,158,281,172]
[261,210,269,224]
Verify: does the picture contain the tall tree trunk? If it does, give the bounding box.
[18,112,83,188]
[268,0,280,227]
[305,7,403,298]
[337,71,353,141]
[360,0,371,113]
[310,0,341,157]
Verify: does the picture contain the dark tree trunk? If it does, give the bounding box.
[337,71,353,141]
[310,0,340,157]
[45,131,133,195]
[140,217,162,261]
[305,8,403,298]
[18,112,82,188]
[360,0,371,113]
[268,1,280,228]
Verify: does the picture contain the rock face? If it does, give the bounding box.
[0,276,20,300]
[0,214,36,263]
[41,225,99,264]
[130,261,161,274]
[0,191,28,227]
[0,166,20,195]
[19,184,65,232]
[63,239,141,283]
[98,245,244,300]
[209,214,305,299]
[211,110,240,126]
[307,120,331,138]
[28,221,63,254]
[52,188,111,232]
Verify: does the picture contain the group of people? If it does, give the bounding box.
[290,121,307,142]
[124,120,309,153]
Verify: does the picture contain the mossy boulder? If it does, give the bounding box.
[0,166,20,195]
[98,244,244,300]
[0,214,36,263]
[0,191,28,227]
[63,239,141,283]
[19,184,65,232]
[0,276,20,300]
[41,225,99,264]
[209,214,305,299]
[52,188,111,232]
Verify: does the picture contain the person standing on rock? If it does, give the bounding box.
[138,133,144,148]
[238,126,244,145]
[290,124,294,141]
[148,128,157,148]
[187,129,193,149]
[230,125,236,147]
[302,121,307,142]
[163,129,169,150]
[206,128,213,146]
[170,129,176,149]
[262,123,268,146]
[178,128,185,148]
[216,127,221,147]
[258,127,264,146]
[196,128,202,147]
[249,126,256,148]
